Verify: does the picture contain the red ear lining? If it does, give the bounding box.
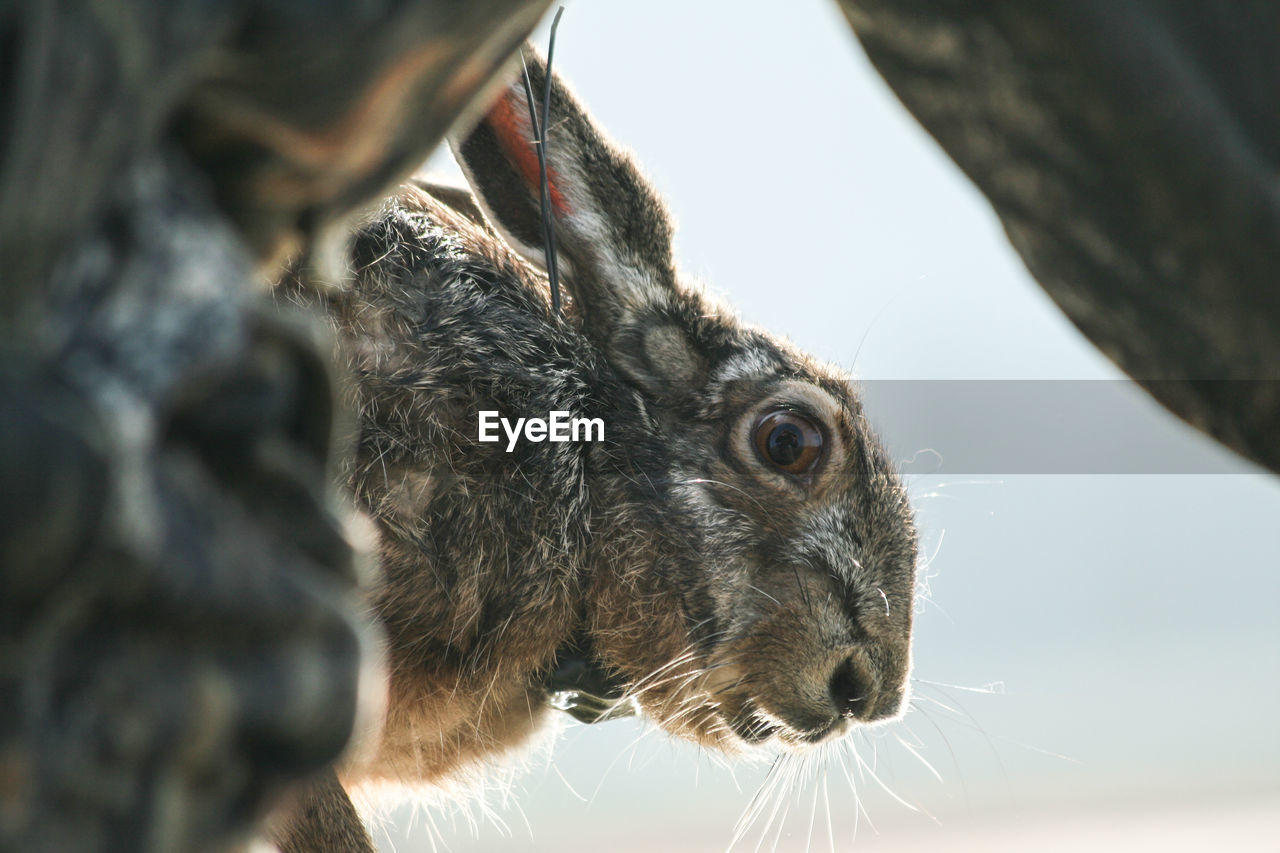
[487,93,571,217]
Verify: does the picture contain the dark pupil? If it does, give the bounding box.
[767,423,805,465]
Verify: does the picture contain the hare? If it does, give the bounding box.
[274,50,918,851]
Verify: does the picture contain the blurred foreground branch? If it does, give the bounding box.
[0,1,548,850]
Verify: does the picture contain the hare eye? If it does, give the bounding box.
[753,410,823,475]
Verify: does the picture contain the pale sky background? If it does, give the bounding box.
[374,2,1280,850]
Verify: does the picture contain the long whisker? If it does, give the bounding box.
[804,753,820,853]
[730,753,785,850]
[848,740,922,815]
[677,477,771,513]
[893,731,943,783]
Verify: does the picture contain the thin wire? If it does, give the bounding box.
[519,6,565,314]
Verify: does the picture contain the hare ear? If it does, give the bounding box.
[449,50,703,395]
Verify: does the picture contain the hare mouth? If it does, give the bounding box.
[538,641,860,749]
[724,698,850,748]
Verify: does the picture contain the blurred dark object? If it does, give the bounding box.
[0,1,548,851]
[840,1,1280,474]
[174,1,551,266]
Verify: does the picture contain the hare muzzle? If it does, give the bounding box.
[697,549,914,749]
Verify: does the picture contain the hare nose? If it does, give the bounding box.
[828,656,874,719]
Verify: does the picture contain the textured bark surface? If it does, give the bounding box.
[0,1,548,851]
[840,1,1280,473]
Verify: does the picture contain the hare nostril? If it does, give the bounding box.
[829,658,871,719]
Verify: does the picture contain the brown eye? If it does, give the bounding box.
[753,410,823,475]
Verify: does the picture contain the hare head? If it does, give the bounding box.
[447,54,919,751]
[297,50,918,802]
